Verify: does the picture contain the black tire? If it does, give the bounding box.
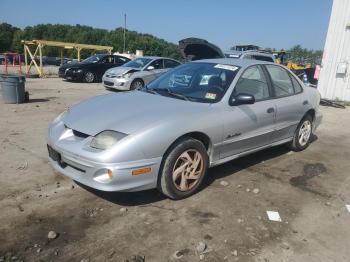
[24,91,29,102]
[130,79,144,90]
[83,71,95,83]
[288,114,313,151]
[158,138,209,200]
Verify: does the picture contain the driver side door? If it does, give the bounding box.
[96,55,115,78]
[220,65,276,159]
[143,59,165,83]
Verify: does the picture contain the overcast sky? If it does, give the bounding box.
[0,0,333,50]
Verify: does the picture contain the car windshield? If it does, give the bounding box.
[145,62,240,103]
[81,55,104,63]
[123,58,153,69]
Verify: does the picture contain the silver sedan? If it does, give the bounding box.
[47,59,322,199]
[102,56,181,90]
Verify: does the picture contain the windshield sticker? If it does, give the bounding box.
[205,92,217,100]
[214,64,239,71]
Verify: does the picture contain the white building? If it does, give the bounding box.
[318,0,350,101]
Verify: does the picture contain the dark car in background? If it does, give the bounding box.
[58,54,130,83]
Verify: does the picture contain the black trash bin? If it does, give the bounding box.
[0,74,26,104]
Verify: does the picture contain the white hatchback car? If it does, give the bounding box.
[102,56,181,90]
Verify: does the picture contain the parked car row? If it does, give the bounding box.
[49,37,322,200]
[0,54,76,66]
[58,54,130,83]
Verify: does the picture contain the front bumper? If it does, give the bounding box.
[102,76,131,90]
[47,143,162,192]
[59,69,84,81]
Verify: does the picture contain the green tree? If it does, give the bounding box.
[0,23,20,52]
[3,23,183,60]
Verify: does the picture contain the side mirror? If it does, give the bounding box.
[147,66,155,70]
[230,93,255,106]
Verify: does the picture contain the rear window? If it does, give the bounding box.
[252,55,274,62]
[244,54,274,62]
[265,65,295,97]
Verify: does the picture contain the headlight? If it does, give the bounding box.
[123,72,133,78]
[90,130,127,150]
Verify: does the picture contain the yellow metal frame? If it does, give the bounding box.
[21,40,113,77]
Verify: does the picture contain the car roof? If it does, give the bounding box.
[225,50,275,57]
[194,58,275,68]
[138,56,177,60]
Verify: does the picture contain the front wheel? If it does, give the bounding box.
[158,138,208,199]
[130,79,144,90]
[83,71,95,83]
[288,115,313,151]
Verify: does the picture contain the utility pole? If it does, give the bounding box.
[123,13,126,53]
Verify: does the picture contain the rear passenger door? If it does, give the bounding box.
[264,65,306,142]
[220,65,276,158]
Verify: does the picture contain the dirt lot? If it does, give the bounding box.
[0,78,349,262]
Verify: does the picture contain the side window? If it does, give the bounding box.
[101,56,113,64]
[115,56,128,64]
[233,65,270,101]
[265,65,295,97]
[290,74,303,93]
[164,59,180,68]
[148,59,163,69]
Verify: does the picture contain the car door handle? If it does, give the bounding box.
[267,107,275,113]
[303,100,309,105]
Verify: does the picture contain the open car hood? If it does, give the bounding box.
[179,37,224,61]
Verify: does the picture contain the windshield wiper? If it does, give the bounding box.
[161,87,190,101]
[143,85,160,95]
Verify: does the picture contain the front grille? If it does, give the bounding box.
[104,81,114,86]
[72,129,89,138]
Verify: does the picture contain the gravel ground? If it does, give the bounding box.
[0,78,349,262]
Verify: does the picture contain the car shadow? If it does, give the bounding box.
[204,145,290,186]
[77,137,318,206]
[204,135,318,186]
[105,87,124,92]
[76,182,166,206]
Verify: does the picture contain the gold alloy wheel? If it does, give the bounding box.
[172,149,204,192]
[298,120,312,146]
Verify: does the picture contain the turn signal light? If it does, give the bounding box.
[107,169,113,178]
[132,167,151,176]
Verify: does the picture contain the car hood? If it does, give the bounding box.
[64,91,211,136]
[59,62,92,70]
[179,37,224,61]
[105,66,140,76]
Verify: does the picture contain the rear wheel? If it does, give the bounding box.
[130,79,144,90]
[158,138,208,199]
[84,71,95,83]
[288,115,313,151]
